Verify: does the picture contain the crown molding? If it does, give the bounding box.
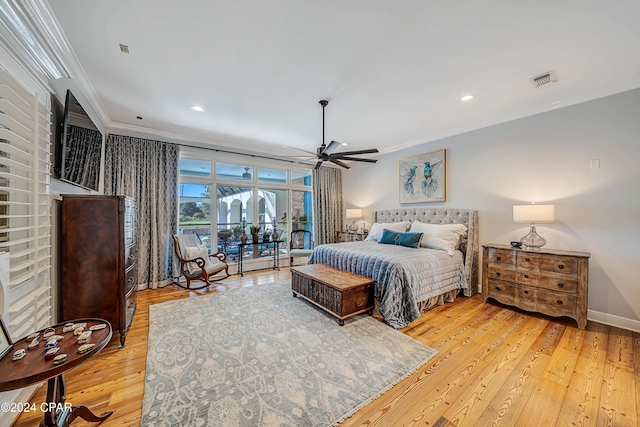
[0,0,112,130]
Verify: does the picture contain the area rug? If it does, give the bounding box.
[141,280,437,426]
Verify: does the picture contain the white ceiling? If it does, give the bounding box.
[46,0,640,161]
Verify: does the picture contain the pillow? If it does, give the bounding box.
[409,221,467,255]
[379,229,423,248]
[184,244,211,274]
[365,221,411,242]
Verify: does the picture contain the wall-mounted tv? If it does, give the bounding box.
[54,90,102,191]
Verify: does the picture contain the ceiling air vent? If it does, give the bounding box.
[530,70,558,88]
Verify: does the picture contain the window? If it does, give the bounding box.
[178,183,212,250]
[179,158,211,177]
[217,162,253,181]
[178,154,312,270]
[258,168,287,184]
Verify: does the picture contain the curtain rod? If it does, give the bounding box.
[175,141,312,167]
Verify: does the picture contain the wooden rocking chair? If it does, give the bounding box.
[173,234,230,290]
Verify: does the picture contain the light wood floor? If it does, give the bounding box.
[14,268,640,427]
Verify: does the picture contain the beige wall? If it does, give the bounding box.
[343,88,640,329]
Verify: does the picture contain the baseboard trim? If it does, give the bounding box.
[588,310,640,333]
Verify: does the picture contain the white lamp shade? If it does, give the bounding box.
[513,204,555,223]
[345,208,362,219]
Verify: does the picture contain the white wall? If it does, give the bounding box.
[343,88,640,327]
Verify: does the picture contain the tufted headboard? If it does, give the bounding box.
[372,208,479,295]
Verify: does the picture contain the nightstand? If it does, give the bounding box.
[482,244,590,329]
[336,231,368,243]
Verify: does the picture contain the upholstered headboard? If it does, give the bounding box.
[372,208,479,295]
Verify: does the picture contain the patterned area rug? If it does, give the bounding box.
[141,280,437,426]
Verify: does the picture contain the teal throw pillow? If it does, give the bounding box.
[379,229,423,248]
[396,231,423,248]
[379,229,402,245]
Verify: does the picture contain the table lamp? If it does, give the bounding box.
[513,204,555,250]
[345,208,362,233]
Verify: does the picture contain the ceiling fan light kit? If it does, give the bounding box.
[313,100,379,169]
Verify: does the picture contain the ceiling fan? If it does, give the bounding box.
[292,100,379,169]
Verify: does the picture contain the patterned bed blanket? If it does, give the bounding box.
[308,241,468,328]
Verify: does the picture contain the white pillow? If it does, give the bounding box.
[184,244,211,274]
[365,221,411,242]
[409,221,467,255]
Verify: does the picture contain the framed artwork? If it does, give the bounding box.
[0,314,13,360]
[399,149,446,203]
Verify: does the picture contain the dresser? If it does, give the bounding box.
[61,195,137,347]
[336,231,368,243]
[482,244,589,329]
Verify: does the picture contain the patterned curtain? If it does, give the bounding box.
[312,167,343,245]
[104,134,180,290]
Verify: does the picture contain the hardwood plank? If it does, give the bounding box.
[12,268,640,427]
[557,322,610,427]
[597,327,637,426]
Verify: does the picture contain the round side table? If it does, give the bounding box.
[0,318,113,427]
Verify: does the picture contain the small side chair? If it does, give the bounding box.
[173,234,230,290]
[289,229,314,266]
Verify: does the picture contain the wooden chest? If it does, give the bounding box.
[291,264,374,326]
[482,244,589,329]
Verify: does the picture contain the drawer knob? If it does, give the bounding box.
[495,272,501,277]
[557,283,564,288]
[524,274,529,279]
[525,257,530,262]
[524,290,529,294]
[496,256,501,261]
[495,286,501,291]
[557,300,563,305]
[558,264,565,270]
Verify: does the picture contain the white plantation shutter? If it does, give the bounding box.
[0,65,52,340]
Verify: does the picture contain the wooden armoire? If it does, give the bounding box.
[61,195,137,347]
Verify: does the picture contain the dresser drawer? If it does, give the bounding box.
[514,286,538,312]
[538,273,578,293]
[516,270,539,286]
[488,248,515,266]
[516,252,540,269]
[486,279,515,304]
[538,289,577,315]
[487,266,515,282]
[539,256,578,275]
[125,266,137,294]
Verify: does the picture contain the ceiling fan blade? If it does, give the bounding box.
[321,140,341,156]
[332,148,379,156]
[314,160,324,169]
[330,158,352,169]
[337,156,378,163]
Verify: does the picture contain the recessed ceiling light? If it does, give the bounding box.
[341,142,349,146]
[460,94,475,102]
[191,105,205,112]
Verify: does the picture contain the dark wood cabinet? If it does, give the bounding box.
[61,195,137,347]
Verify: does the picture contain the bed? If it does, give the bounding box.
[307,208,479,328]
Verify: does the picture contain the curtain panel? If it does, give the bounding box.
[312,167,343,245]
[104,134,180,290]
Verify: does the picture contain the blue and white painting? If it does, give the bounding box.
[399,149,446,203]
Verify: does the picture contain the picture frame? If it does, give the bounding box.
[0,314,13,361]
[399,149,446,203]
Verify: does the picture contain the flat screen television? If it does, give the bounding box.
[55,90,102,191]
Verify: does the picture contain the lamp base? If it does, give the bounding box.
[348,220,359,233]
[520,225,546,250]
